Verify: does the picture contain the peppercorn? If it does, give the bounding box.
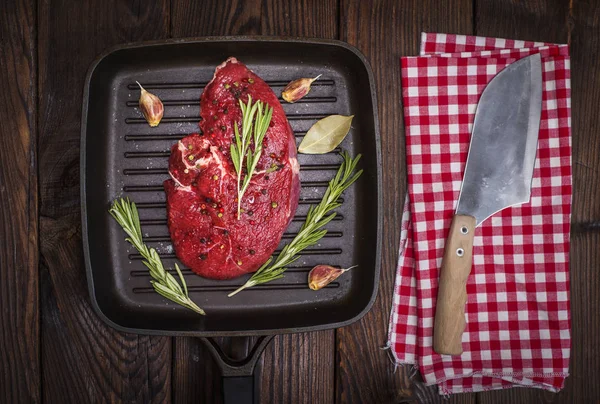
[200,254,207,260]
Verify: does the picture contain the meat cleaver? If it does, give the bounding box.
[433,53,543,356]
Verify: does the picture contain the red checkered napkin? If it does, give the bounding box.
[387,33,572,395]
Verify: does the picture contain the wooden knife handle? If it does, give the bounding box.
[433,214,476,356]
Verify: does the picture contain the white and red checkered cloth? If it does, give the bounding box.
[387,33,572,394]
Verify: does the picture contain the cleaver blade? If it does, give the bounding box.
[433,53,543,356]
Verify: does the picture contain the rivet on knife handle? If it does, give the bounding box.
[433,214,476,355]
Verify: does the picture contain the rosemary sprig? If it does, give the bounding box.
[109,198,205,315]
[230,95,273,219]
[228,150,363,297]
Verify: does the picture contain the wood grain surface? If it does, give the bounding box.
[37,1,172,403]
[0,0,39,402]
[337,2,416,401]
[0,0,599,403]
[568,0,600,401]
[337,1,476,402]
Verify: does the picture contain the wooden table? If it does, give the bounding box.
[1,0,598,403]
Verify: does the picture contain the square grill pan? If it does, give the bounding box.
[81,37,382,336]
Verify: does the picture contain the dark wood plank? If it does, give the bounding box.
[475,0,570,43]
[40,215,172,403]
[568,1,600,399]
[170,1,338,403]
[337,0,475,403]
[474,1,592,403]
[546,0,599,403]
[172,336,224,404]
[568,230,600,403]
[261,0,339,37]
[0,0,40,402]
[171,0,261,37]
[37,1,172,402]
[260,332,335,404]
[569,0,600,223]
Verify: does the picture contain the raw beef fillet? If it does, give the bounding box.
[164,58,300,280]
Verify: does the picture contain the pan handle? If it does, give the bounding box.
[200,335,274,404]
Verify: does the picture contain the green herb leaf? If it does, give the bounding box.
[230,96,273,219]
[109,198,205,315]
[230,144,240,173]
[298,115,354,154]
[228,151,362,297]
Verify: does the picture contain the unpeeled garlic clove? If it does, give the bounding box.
[137,81,164,127]
[308,264,357,290]
[282,74,322,103]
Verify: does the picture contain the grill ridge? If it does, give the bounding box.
[132,282,340,294]
[127,79,336,90]
[126,96,337,107]
[137,214,344,226]
[128,248,343,261]
[114,71,354,300]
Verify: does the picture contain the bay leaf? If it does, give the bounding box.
[298,114,354,154]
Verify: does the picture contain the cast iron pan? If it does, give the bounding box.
[81,37,381,403]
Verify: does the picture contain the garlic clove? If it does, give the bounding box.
[282,74,322,103]
[308,264,357,290]
[137,81,164,127]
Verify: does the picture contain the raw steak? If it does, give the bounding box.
[164,58,300,280]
